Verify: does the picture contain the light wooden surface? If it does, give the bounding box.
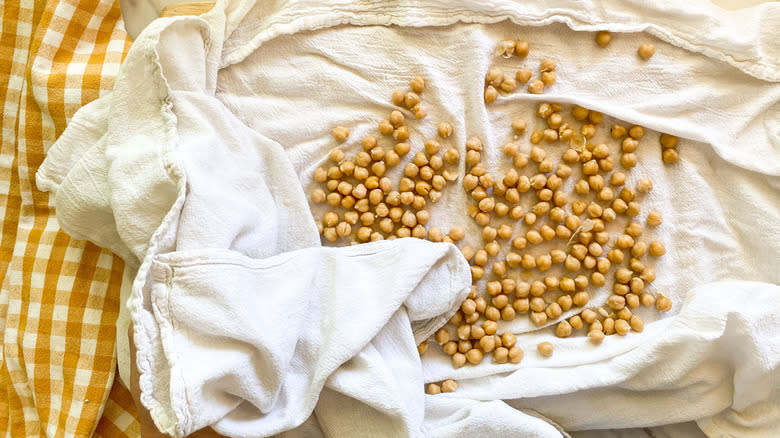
[159,1,215,17]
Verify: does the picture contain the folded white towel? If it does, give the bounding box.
[37,0,780,437]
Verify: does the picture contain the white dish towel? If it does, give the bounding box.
[37,0,780,437]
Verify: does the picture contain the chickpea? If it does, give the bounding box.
[378,119,394,135]
[638,44,655,60]
[640,292,656,307]
[441,379,458,392]
[515,40,530,57]
[482,321,498,336]
[537,342,554,358]
[499,74,517,92]
[660,133,678,148]
[656,295,672,312]
[596,30,611,47]
[486,67,503,85]
[541,71,556,87]
[426,383,442,395]
[571,291,588,308]
[621,153,638,169]
[588,330,605,345]
[449,226,465,241]
[662,148,679,163]
[581,124,596,139]
[492,347,508,364]
[555,320,572,338]
[614,319,631,336]
[646,211,663,227]
[635,178,652,194]
[485,85,498,103]
[528,80,544,94]
[564,255,581,272]
[621,137,638,153]
[583,160,599,176]
[649,241,666,257]
[332,126,349,142]
[587,202,603,218]
[595,316,612,335]
[611,124,627,139]
[466,348,484,365]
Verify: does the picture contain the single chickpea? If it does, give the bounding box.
[574,275,589,290]
[493,347,509,364]
[332,126,349,142]
[626,293,640,309]
[611,124,627,139]
[646,211,663,227]
[596,30,611,47]
[528,80,545,94]
[601,317,615,335]
[449,226,466,241]
[515,69,532,84]
[391,89,405,106]
[587,202,603,218]
[638,44,655,60]
[629,258,645,273]
[426,383,441,395]
[662,148,679,163]
[583,160,599,176]
[336,221,352,238]
[640,292,656,307]
[572,290,590,307]
[638,266,654,283]
[404,92,421,109]
[485,240,503,258]
[581,124,596,139]
[311,188,327,203]
[556,320,572,338]
[521,254,537,270]
[541,71,556,87]
[621,137,638,153]
[483,320,499,335]
[636,178,653,194]
[537,342,554,358]
[513,298,530,314]
[451,352,467,368]
[437,122,454,139]
[588,330,605,345]
[660,133,678,148]
[507,346,523,364]
[614,319,631,336]
[591,143,608,159]
[486,67,503,85]
[609,172,626,187]
[656,295,672,312]
[580,309,597,324]
[441,379,458,392]
[542,129,558,143]
[540,59,556,72]
[616,234,634,249]
[626,126,645,141]
[515,40,530,57]
[485,85,498,103]
[649,241,666,257]
[466,348,484,365]
[612,198,628,214]
[621,153,638,169]
[499,74,518,92]
[564,255,581,272]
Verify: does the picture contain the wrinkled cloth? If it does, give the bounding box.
[37,0,780,437]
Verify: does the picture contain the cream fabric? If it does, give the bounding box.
[38,0,780,437]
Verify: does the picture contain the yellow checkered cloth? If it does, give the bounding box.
[0,0,139,436]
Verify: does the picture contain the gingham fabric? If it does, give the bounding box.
[0,0,140,436]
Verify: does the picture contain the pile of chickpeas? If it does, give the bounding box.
[309,33,677,394]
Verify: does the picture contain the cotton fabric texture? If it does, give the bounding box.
[36,0,780,437]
